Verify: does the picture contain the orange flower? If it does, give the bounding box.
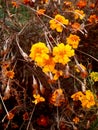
[50,88,65,106]
[23,0,30,4]
[76,0,87,8]
[89,3,95,9]
[37,115,49,127]
[11,1,19,8]
[7,112,14,120]
[23,112,29,120]
[37,9,46,15]
[41,0,48,4]
[32,94,45,105]
[5,70,15,79]
[88,14,98,23]
[73,117,80,124]
[66,34,80,49]
[71,22,81,32]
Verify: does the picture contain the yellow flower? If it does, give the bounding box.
[49,14,69,32]
[50,88,65,106]
[81,90,95,108]
[53,43,74,65]
[29,42,49,61]
[71,90,95,109]
[32,94,45,105]
[29,42,50,67]
[71,91,84,101]
[42,56,55,73]
[74,9,85,20]
[90,72,98,82]
[66,34,80,49]
[73,117,80,124]
[53,70,63,80]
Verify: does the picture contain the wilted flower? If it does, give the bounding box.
[23,112,29,121]
[75,63,88,78]
[66,34,80,49]
[53,43,75,65]
[7,112,14,120]
[37,115,49,127]
[49,14,69,32]
[50,88,65,106]
[32,94,45,105]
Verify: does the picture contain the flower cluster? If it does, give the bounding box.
[71,90,95,109]
[29,42,75,79]
[90,72,98,82]
[49,14,69,32]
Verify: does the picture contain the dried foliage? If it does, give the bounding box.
[0,0,98,130]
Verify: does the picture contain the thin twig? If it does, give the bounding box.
[0,93,9,122]
[70,73,86,92]
[57,107,60,130]
[26,105,35,130]
[77,50,98,62]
